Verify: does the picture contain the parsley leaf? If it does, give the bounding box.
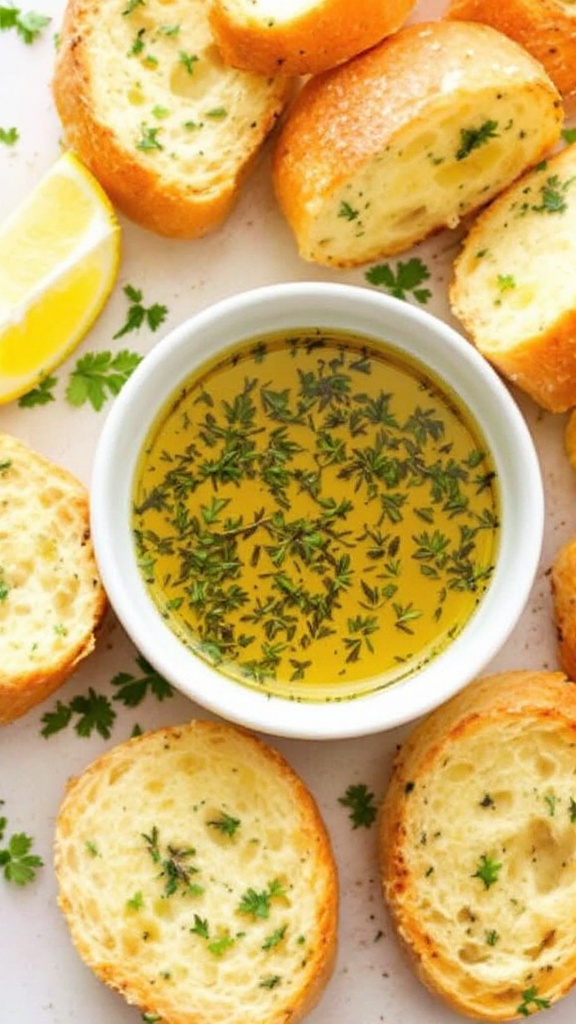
[18,373,57,407]
[472,852,502,889]
[66,349,142,410]
[40,689,116,739]
[0,126,18,145]
[531,174,575,214]
[562,127,576,146]
[0,5,50,42]
[338,783,377,828]
[365,257,431,304]
[0,816,43,885]
[237,879,286,919]
[456,119,499,160]
[114,284,168,338]
[111,653,174,706]
[516,986,551,1016]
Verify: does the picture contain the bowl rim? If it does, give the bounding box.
[90,281,544,739]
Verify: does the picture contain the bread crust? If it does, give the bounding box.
[55,719,338,1024]
[450,143,576,413]
[52,0,293,239]
[446,0,576,97]
[272,20,562,267]
[0,434,106,726]
[209,0,418,76]
[551,536,576,680]
[379,670,576,1019]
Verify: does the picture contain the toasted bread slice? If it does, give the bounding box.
[55,719,338,1024]
[52,0,293,239]
[272,19,562,267]
[551,536,576,680]
[450,143,576,413]
[446,0,576,97]
[209,0,418,76]
[0,433,106,726]
[379,670,576,1020]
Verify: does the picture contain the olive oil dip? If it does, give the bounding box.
[132,329,500,701]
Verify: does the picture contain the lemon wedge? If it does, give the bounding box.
[0,150,121,403]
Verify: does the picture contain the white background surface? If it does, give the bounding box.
[1,1,576,1022]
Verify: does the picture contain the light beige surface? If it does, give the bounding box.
[55,719,338,1024]
[379,670,576,1019]
[2,0,576,1022]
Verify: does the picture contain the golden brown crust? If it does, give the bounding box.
[446,0,576,97]
[450,143,576,413]
[53,0,293,239]
[209,0,418,76]
[551,536,576,680]
[55,720,338,1024]
[272,20,562,267]
[0,434,107,726]
[379,670,576,1020]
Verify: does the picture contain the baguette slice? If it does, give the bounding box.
[52,0,293,239]
[446,0,576,97]
[450,143,576,413]
[551,535,576,680]
[0,433,106,726]
[209,0,418,76]
[272,20,563,268]
[379,670,576,1020]
[55,719,338,1024]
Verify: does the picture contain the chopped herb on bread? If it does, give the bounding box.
[379,670,576,1020]
[53,0,294,239]
[450,143,576,412]
[272,20,562,267]
[55,719,338,1024]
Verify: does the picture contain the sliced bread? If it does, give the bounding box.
[271,19,563,268]
[52,0,293,239]
[55,719,338,1024]
[446,0,576,97]
[0,433,106,726]
[551,535,576,681]
[209,0,418,76]
[379,669,576,1020]
[450,142,576,413]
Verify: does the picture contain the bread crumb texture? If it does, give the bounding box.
[0,433,106,726]
[272,20,562,267]
[450,143,576,412]
[446,0,576,97]
[55,720,338,1024]
[209,0,418,76]
[379,670,576,1020]
[52,0,293,238]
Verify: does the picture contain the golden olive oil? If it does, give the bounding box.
[132,329,500,701]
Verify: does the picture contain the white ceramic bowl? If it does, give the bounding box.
[91,282,543,740]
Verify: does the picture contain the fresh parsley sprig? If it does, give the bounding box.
[66,349,143,410]
[113,284,168,338]
[40,655,173,738]
[338,782,377,828]
[365,257,431,304]
[0,810,43,885]
[0,4,50,42]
